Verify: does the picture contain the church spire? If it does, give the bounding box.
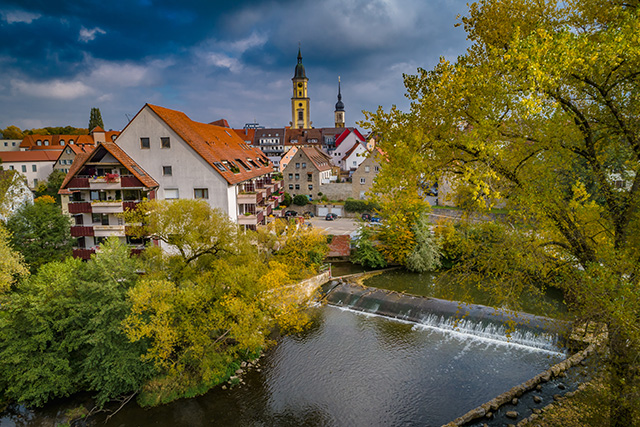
[291,46,310,129]
[334,76,345,128]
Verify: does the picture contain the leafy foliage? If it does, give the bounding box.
[34,169,67,204]
[0,224,29,293]
[6,198,73,271]
[405,215,441,273]
[363,0,640,422]
[293,194,308,206]
[0,238,154,407]
[88,107,104,131]
[351,225,387,269]
[344,199,381,213]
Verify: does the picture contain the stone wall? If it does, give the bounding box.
[319,182,353,201]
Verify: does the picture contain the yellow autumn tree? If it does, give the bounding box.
[363,0,640,424]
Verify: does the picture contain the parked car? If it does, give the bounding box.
[325,213,338,221]
[303,211,315,218]
[284,210,298,218]
[361,213,372,221]
[370,216,381,223]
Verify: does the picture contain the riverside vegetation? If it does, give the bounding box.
[0,199,328,410]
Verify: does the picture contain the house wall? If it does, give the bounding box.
[0,140,21,151]
[115,106,233,219]
[351,156,380,199]
[319,182,352,201]
[282,150,326,201]
[341,144,368,172]
[2,160,54,189]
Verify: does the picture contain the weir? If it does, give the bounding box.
[324,281,570,353]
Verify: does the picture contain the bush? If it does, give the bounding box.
[282,192,292,207]
[293,195,309,206]
[344,199,381,213]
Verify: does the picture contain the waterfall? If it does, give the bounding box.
[325,282,568,355]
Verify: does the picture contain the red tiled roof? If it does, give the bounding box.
[59,142,158,190]
[210,119,230,128]
[20,134,97,149]
[145,104,272,185]
[334,128,351,146]
[54,144,95,163]
[300,147,331,172]
[0,150,61,162]
[233,128,256,144]
[91,126,105,133]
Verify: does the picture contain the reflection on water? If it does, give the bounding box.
[363,269,567,318]
[0,305,563,427]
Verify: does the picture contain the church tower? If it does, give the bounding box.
[334,76,345,128]
[291,48,310,129]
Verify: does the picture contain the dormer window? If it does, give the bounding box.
[69,139,74,145]
[36,140,42,146]
[44,140,49,146]
[60,140,65,146]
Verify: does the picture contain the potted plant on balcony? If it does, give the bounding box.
[105,173,119,183]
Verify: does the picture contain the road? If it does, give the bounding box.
[303,217,360,235]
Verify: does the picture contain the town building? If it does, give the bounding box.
[58,142,159,260]
[0,150,60,188]
[351,152,381,199]
[291,48,311,129]
[282,147,332,200]
[331,128,367,171]
[54,144,94,174]
[113,104,281,230]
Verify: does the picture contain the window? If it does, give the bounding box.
[365,166,370,173]
[288,173,293,179]
[308,184,313,190]
[360,178,366,184]
[9,166,13,170]
[3,142,6,146]
[295,184,300,190]
[302,162,306,168]
[295,173,299,179]
[69,139,74,144]
[194,188,209,199]
[44,140,49,146]
[161,137,171,148]
[60,140,65,145]
[36,140,42,146]
[32,165,37,172]
[162,166,172,176]
[295,163,300,168]
[307,173,312,182]
[164,189,179,199]
[298,111,303,121]
[21,165,26,172]
[289,184,293,190]
[375,166,380,172]
[140,137,150,149]
[33,179,38,186]
[92,213,109,225]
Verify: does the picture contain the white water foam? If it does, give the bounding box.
[332,304,565,357]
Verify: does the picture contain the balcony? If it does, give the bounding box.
[121,176,145,188]
[91,201,124,214]
[69,202,92,214]
[89,176,121,190]
[93,224,126,237]
[71,226,95,237]
[237,210,265,226]
[123,201,139,211]
[238,191,263,205]
[73,248,96,260]
[67,177,90,189]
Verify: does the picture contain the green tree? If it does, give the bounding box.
[34,169,67,204]
[282,192,292,207]
[1,125,24,139]
[351,225,387,269]
[405,214,441,273]
[6,197,73,271]
[363,0,640,423]
[123,200,320,405]
[0,238,154,407]
[88,107,104,131]
[293,194,308,206]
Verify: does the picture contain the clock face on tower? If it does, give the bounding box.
[297,83,303,88]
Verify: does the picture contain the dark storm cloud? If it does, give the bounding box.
[0,0,470,131]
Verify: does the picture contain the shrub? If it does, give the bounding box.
[282,192,292,207]
[344,199,381,213]
[293,195,308,206]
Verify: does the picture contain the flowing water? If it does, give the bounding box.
[2,303,565,427]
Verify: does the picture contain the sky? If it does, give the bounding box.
[0,0,471,133]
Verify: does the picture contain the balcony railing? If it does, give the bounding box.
[123,201,139,211]
[121,176,144,188]
[237,210,265,226]
[69,202,92,214]
[67,177,90,189]
[71,226,95,237]
[73,248,96,260]
[91,201,124,214]
[93,224,126,237]
[238,191,263,205]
